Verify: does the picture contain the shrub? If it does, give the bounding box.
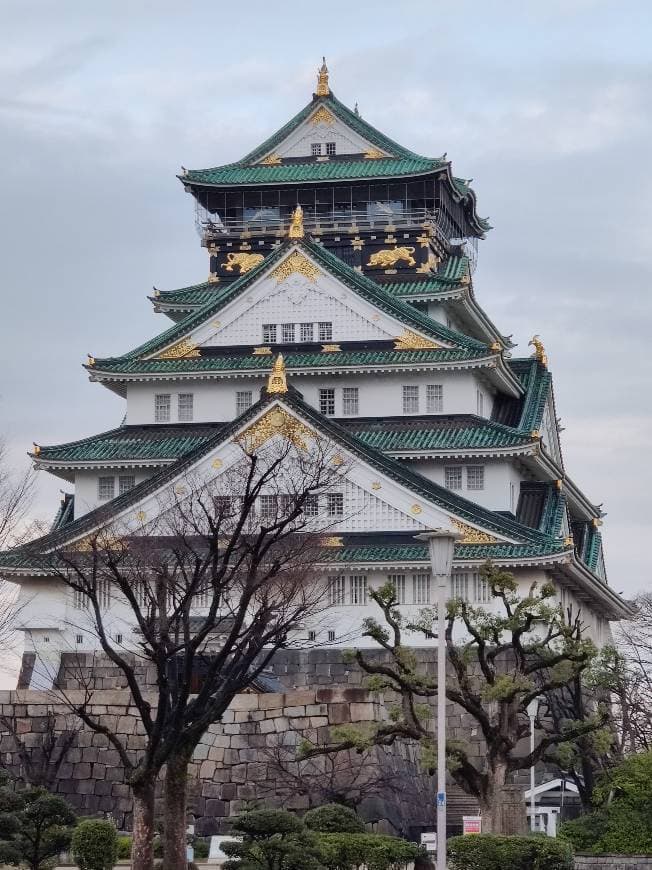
[192,837,210,860]
[304,804,364,834]
[71,820,119,870]
[116,836,132,860]
[447,834,574,870]
[318,832,422,870]
[560,805,652,855]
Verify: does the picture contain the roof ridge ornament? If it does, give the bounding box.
[267,354,288,394]
[315,57,330,97]
[528,334,548,367]
[288,205,304,239]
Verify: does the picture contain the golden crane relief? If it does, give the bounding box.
[393,330,440,351]
[288,205,305,239]
[238,407,313,453]
[222,252,265,274]
[311,106,335,125]
[259,153,282,165]
[364,148,384,160]
[272,251,320,283]
[528,334,548,367]
[315,56,330,97]
[451,519,498,544]
[267,354,288,395]
[366,247,416,268]
[156,339,200,359]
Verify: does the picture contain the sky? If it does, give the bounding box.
[0,0,651,605]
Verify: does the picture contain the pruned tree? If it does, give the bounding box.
[610,593,652,753]
[301,563,606,833]
[41,436,345,870]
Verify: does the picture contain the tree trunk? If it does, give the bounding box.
[132,778,157,870]
[479,763,527,835]
[163,750,192,870]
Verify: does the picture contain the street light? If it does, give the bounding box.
[415,528,460,870]
[526,697,540,831]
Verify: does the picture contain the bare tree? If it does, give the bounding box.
[41,437,344,870]
[0,710,80,790]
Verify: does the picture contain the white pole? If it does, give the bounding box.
[526,698,539,832]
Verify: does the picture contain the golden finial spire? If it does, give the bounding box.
[288,205,304,239]
[528,335,548,367]
[267,354,288,394]
[315,57,330,97]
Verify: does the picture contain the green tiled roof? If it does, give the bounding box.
[508,359,552,432]
[345,416,531,452]
[324,540,568,565]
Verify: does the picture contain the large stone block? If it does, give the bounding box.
[229,694,259,712]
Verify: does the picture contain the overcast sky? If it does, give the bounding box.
[0,0,650,599]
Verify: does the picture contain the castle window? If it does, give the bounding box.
[326,492,344,517]
[476,389,484,416]
[300,322,314,342]
[76,634,83,645]
[98,476,115,501]
[444,467,462,491]
[155,393,171,422]
[236,391,253,415]
[473,573,490,603]
[451,573,470,601]
[114,633,123,645]
[178,393,194,422]
[260,494,278,519]
[73,589,88,610]
[413,573,431,604]
[119,475,136,496]
[282,323,295,343]
[308,630,317,642]
[318,321,333,341]
[350,575,367,605]
[303,494,319,517]
[326,142,336,156]
[389,573,406,604]
[426,384,443,413]
[342,387,359,416]
[467,466,485,490]
[319,389,336,416]
[262,324,277,344]
[328,630,336,642]
[328,576,346,606]
[43,636,50,643]
[98,579,111,610]
[311,143,322,156]
[402,385,419,414]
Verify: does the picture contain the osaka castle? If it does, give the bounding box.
[0,61,631,688]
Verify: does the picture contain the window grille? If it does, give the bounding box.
[328,630,336,641]
[43,636,50,643]
[282,323,295,343]
[476,389,484,416]
[444,467,462,491]
[473,573,490,603]
[300,322,314,342]
[118,475,136,496]
[329,576,346,606]
[389,573,406,604]
[467,466,485,490]
[195,585,210,608]
[311,143,322,156]
[319,389,336,416]
[97,579,111,610]
[402,385,419,414]
[76,634,83,645]
[260,494,278,519]
[155,394,171,422]
[303,494,319,517]
[178,393,194,422]
[236,391,253,415]
[350,575,367,605]
[327,492,344,517]
[450,573,469,601]
[262,323,277,343]
[342,387,359,416]
[426,384,443,413]
[412,573,431,604]
[73,589,88,610]
[325,142,336,155]
[98,476,115,501]
[318,321,333,341]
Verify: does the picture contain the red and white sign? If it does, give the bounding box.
[462,816,482,835]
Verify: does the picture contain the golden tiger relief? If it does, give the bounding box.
[366,246,416,268]
[222,252,265,274]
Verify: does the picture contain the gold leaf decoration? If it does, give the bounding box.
[253,346,273,355]
[222,252,265,274]
[322,536,344,548]
[393,330,441,350]
[371,481,382,490]
[259,153,282,165]
[321,344,341,353]
[315,58,330,97]
[272,251,320,283]
[364,148,384,159]
[410,504,423,515]
[211,458,223,469]
[288,205,304,239]
[367,246,416,268]
[238,407,313,453]
[157,339,200,359]
[452,519,497,544]
[311,106,334,125]
[267,354,288,394]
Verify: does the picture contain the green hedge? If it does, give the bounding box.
[559,806,652,855]
[116,836,132,860]
[71,820,118,870]
[447,834,574,870]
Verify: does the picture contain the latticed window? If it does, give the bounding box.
[467,466,485,490]
[300,322,314,342]
[319,389,336,416]
[326,142,336,155]
[342,387,359,416]
[308,630,317,642]
[318,321,333,341]
[328,630,336,641]
[389,574,406,604]
[97,579,111,610]
[195,585,210,608]
[236,391,253,415]
[311,143,322,156]
[118,475,135,496]
[282,323,295,343]
[98,476,115,501]
[154,394,171,422]
[327,492,344,517]
[329,576,346,606]
[473,573,490,603]
[426,384,443,413]
[262,324,277,343]
[178,393,194,422]
[402,385,419,414]
[303,494,319,517]
[350,575,367,605]
[412,573,431,604]
[476,389,484,416]
[73,589,88,610]
[450,573,469,601]
[444,467,462,491]
[260,494,278,518]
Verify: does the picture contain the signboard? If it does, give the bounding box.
[462,816,482,835]
[437,792,446,807]
[420,832,437,853]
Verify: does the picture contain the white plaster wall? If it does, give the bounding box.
[274,115,379,159]
[405,458,526,513]
[73,469,153,518]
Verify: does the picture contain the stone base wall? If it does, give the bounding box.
[575,857,652,869]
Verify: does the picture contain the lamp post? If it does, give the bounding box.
[526,698,539,831]
[415,529,460,870]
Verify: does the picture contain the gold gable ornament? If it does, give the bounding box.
[267,354,288,395]
[528,334,548,367]
[315,57,330,97]
[222,252,265,274]
[393,330,441,351]
[157,339,200,360]
[272,250,320,283]
[451,519,498,545]
[239,407,313,452]
[311,106,335,126]
[259,153,282,166]
[288,205,305,239]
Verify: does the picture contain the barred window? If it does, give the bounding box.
[98,476,115,501]
[426,384,443,413]
[389,573,406,604]
[114,633,123,645]
[76,634,83,645]
[325,142,336,156]
[318,321,333,341]
[476,389,484,416]
[450,573,469,601]
[236,391,253,415]
[444,467,462,491]
[467,466,485,490]
[118,475,135,496]
[319,388,336,416]
[303,494,319,517]
[178,393,194,422]
[308,630,317,641]
[300,322,314,342]
[311,143,322,156]
[473,573,491,603]
[97,579,111,610]
[195,585,210,608]
[329,576,346,606]
[326,492,344,517]
[350,575,367,605]
[342,387,359,416]
[73,589,88,610]
[328,630,336,641]
[260,494,278,518]
[154,394,171,422]
[402,385,419,414]
[282,323,295,343]
[262,323,277,344]
[413,573,431,605]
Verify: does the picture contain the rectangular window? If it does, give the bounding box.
[319,388,336,416]
[118,475,136,496]
[236,391,253,415]
[76,634,83,645]
[327,492,344,517]
[389,573,406,604]
[473,573,490,603]
[178,393,194,422]
[325,142,336,156]
[300,322,314,342]
[509,482,516,513]
[98,476,115,501]
[476,389,484,416]
[402,385,419,414]
[114,633,123,645]
[413,573,431,605]
[444,467,462,491]
[154,394,171,422]
[311,143,322,156]
[328,629,336,642]
[329,576,346,606]
[426,384,443,413]
[308,630,317,642]
[318,321,333,341]
[97,579,111,610]
[195,586,209,608]
[260,494,278,519]
[342,387,359,416]
[303,494,319,517]
[467,466,485,490]
[451,573,469,601]
[350,575,368,605]
[262,323,277,344]
[73,589,88,610]
[282,323,295,343]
